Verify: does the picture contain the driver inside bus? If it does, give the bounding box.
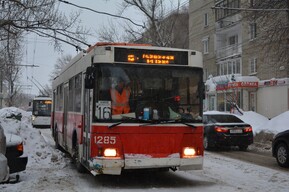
[110,78,131,115]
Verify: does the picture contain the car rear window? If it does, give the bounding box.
[206,114,244,123]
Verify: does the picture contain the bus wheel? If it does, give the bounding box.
[73,141,86,173]
[54,127,60,149]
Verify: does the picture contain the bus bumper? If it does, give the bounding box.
[89,158,124,175]
[124,156,203,170]
[88,156,203,175]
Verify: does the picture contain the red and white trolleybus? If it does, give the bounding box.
[51,42,204,175]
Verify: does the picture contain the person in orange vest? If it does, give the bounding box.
[110,78,131,115]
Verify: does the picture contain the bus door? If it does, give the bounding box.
[82,88,92,163]
[52,90,56,130]
[63,83,69,148]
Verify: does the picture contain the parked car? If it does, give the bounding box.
[0,124,9,183]
[203,112,253,151]
[5,133,28,174]
[272,130,289,168]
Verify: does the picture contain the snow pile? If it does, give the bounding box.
[0,107,66,168]
[254,111,289,134]
[234,111,269,135]
[233,110,289,135]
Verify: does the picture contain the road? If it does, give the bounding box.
[1,128,288,192]
[40,128,284,172]
[207,145,289,174]
[209,149,282,171]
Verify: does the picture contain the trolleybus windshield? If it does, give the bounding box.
[92,64,203,123]
[32,99,52,116]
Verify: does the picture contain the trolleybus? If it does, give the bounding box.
[51,42,204,175]
[31,96,52,128]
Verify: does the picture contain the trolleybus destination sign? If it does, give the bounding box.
[114,47,189,65]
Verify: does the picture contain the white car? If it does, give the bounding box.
[0,125,9,183]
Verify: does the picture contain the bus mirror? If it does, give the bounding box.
[85,66,95,89]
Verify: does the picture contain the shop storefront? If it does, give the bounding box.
[205,75,259,113]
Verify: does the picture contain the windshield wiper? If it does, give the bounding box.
[140,119,196,128]
[108,121,123,129]
[109,117,198,129]
[108,116,142,129]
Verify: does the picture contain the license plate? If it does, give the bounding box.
[230,129,243,134]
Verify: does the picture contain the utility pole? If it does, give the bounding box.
[0,70,3,108]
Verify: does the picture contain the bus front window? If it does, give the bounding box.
[94,64,203,122]
[33,100,52,116]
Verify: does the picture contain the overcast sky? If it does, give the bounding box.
[20,0,188,96]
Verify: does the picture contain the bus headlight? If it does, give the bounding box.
[103,148,117,157]
[183,147,196,158]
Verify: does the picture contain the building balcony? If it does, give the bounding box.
[216,44,241,60]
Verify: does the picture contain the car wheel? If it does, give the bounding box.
[276,143,289,167]
[239,145,248,151]
[203,135,212,150]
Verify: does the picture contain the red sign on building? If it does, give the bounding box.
[228,81,258,89]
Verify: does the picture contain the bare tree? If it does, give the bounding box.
[0,34,22,107]
[38,54,72,97]
[49,54,72,83]
[42,84,53,97]
[97,0,188,47]
[12,92,34,109]
[244,0,289,78]
[0,0,89,106]
[0,0,90,51]
[123,0,188,47]
[97,20,128,42]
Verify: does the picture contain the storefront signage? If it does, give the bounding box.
[228,81,258,89]
[264,80,278,86]
[216,84,228,91]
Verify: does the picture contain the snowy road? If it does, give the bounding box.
[210,149,281,171]
[1,128,289,192]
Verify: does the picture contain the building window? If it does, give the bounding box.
[236,59,241,73]
[229,35,238,45]
[218,58,241,76]
[250,23,257,40]
[228,61,232,74]
[215,0,240,21]
[204,13,208,27]
[202,37,209,54]
[249,58,257,74]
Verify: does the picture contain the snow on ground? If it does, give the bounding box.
[0,107,288,191]
[202,152,289,192]
[0,107,66,167]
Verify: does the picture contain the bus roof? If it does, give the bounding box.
[33,96,52,101]
[52,42,203,88]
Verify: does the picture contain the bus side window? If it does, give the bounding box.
[85,67,96,89]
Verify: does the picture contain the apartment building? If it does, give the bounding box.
[189,0,289,118]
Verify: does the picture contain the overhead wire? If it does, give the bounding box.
[58,0,146,29]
